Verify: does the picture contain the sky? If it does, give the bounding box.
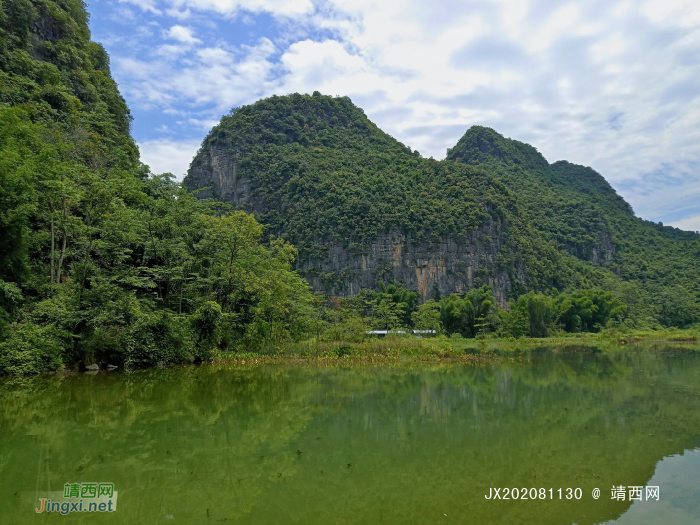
[87,0,700,232]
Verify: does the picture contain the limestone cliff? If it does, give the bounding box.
[299,226,523,306]
[184,94,590,303]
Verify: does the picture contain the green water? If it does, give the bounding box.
[1,345,700,524]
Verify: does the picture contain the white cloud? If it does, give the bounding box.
[669,214,700,233]
[643,0,700,27]
[123,0,314,17]
[119,0,161,15]
[139,139,202,178]
[107,0,700,223]
[157,44,191,58]
[164,25,201,44]
[166,7,192,20]
[188,117,220,130]
[116,37,279,113]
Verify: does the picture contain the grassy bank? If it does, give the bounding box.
[210,336,504,365]
[448,327,700,351]
[209,328,700,366]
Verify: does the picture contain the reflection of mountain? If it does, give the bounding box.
[600,449,700,525]
[0,345,699,524]
[0,367,322,522]
[238,347,700,525]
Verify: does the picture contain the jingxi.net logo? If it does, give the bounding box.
[35,482,117,515]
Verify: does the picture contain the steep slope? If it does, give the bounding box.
[186,94,587,304]
[1,1,318,370]
[0,0,136,159]
[447,126,700,326]
[0,0,139,283]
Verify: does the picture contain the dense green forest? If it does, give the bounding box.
[447,126,700,329]
[187,94,574,293]
[0,0,314,374]
[1,0,698,375]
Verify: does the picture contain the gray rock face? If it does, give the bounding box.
[186,143,256,210]
[85,363,99,371]
[300,226,521,307]
[564,231,616,266]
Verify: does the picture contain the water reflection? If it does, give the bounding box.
[0,344,698,524]
[601,449,700,525]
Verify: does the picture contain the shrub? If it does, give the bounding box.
[119,312,192,368]
[190,301,223,360]
[0,323,71,375]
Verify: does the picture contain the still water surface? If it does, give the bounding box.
[1,344,699,524]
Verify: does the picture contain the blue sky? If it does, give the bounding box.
[87,0,700,231]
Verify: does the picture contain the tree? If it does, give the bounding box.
[556,289,626,332]
[411,299,442,333]
[370,296,404,330]
[439,294,474,336]
[379,281,420,326]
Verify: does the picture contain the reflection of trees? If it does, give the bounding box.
[0,344,699,524]
[229,345,700,525]
[0,366,323,522]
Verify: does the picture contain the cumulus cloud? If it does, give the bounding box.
[119,0,161,15]
[105,0,699,225]
[669,214,700,233]
[116,37,278,110]
[138,139,202,177]
[121,0,313,18]
[164,25,201,44]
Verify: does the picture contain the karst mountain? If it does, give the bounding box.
[184,93,700,310]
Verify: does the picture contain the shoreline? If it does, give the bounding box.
[1,332,698,379]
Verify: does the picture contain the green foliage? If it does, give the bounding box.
[379,281,419,326]
[1,0,697,376]
[497,303,529,339]
[0,279,22,332]
[438,286,495,337]
[370,296,404,330]
[190,301,223,358]
[448,126,700,328]
[0,1,318,373]
[439,294,474,335]
[0,0,135,149]
[120,311,191,368]
[654,285,699,329]
[186,94,566,292]
[0,323,70,375]
[498,288,626,337]
[411,299,442,333]
[513,292,557,338]
[312,295,370,343]
[556,289,626,333]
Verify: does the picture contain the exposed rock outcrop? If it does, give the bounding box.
[300,226,522,306]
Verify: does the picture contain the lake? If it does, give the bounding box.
[1,344,699,524]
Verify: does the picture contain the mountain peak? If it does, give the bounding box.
[188,92,413,170]
[446,126,549,169]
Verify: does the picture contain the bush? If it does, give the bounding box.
[329,344,353,358]
[119,312,192,368]
[0,323,71,375]
[190,301,223,360]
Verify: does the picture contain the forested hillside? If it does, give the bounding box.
[185,94,589,302]
[447,126,700,328]
[185,94,700,329]
[0,0,313,374]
